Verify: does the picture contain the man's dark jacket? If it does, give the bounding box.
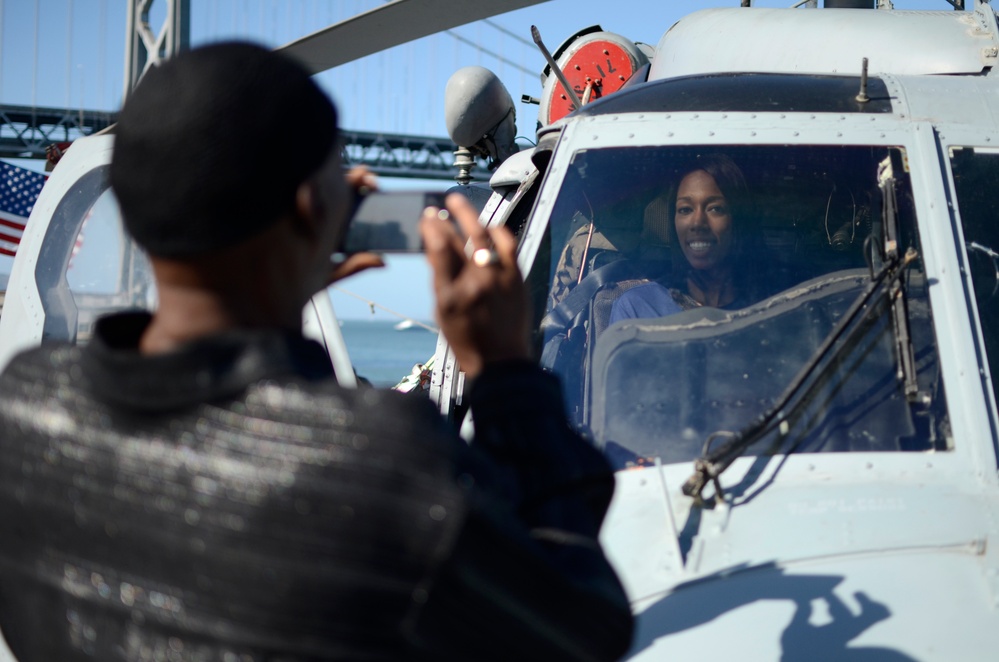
[0,311,633,661]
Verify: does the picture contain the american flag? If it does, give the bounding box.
[0,161,47,258]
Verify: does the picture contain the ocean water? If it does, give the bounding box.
[339,319,439,387]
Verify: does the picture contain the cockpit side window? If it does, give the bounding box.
[950,148,999,423]
[536,145,950,467]
[35,167,154,344]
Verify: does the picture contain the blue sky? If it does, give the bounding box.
[0,0,689,138]
[0,0,953,321]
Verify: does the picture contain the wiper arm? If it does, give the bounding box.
[888,261,923,403]
[681,248,918,505]
[880,158,925,405]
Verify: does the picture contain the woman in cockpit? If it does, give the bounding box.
[610,153,767,323]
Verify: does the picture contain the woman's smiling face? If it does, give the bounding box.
[674,169,734,274]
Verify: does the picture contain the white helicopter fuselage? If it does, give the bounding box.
[433,2,999,659]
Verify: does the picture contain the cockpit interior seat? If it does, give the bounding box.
[548,208,644,310]
[541,193,678,426]
[590,277,654,340]
[541,258,647,424]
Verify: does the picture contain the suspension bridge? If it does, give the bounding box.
[0,0,547,181]
[0,104,480,181]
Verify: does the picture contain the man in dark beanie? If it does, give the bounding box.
[0,42,633,661]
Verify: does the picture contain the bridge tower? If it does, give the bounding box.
[123,0,190,100]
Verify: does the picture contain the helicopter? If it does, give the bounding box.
[427,0,999,658]
[3,0,999,659]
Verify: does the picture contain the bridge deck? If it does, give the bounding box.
[1,104,490,181]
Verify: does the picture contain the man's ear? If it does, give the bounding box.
[292,179,323,241]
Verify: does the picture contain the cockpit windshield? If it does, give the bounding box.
[529,145,950,469]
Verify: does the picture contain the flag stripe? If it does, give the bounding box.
[0,247,15,257]
[0,217,25,232]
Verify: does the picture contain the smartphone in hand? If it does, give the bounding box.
[341,190,447,254]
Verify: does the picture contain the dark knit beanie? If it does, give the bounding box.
[111,42,337,258]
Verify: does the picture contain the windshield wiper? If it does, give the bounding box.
[682,155,925,504]
[681,246,919,505]
[880,158,924,405]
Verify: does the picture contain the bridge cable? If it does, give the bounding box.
[376,0,535,76]
[444,29,534,76]
[0,0,4,101]
[66,0,74,108]
[32,0,39,108]
[331,285,439,333]
[98,0,107,109]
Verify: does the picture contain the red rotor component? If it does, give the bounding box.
[546,39,639,125]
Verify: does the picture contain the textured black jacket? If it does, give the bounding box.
[0,311,633,661]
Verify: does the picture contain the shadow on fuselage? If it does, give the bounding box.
[627,563,916,661]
